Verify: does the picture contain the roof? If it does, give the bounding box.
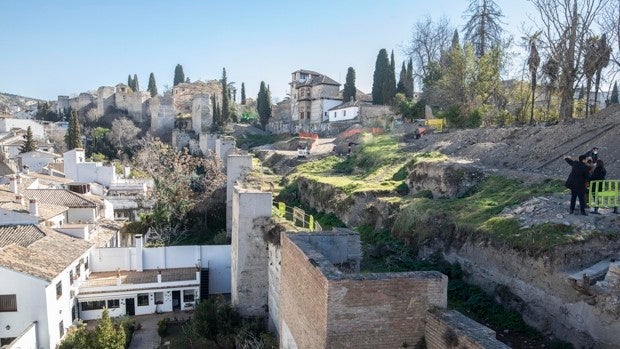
[0,224,46,248]
[328,100,371,111]
[0,226,92,281]
[81,267,198,289]
[23,172,73,185]
[294,74,340,88]
[0,201,68,220]
[15,150,61,159]
[89,220,123,247]
[23,189,97,208]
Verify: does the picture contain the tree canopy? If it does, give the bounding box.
[257,81,272,130]
[147,72,158,97]
[463,0,505,57]
[371,49,396,105]
[19,126,37,153]
[241,82,246,105]
[65,109,82,150]
[343,67,357,102]
[174,64,185,86]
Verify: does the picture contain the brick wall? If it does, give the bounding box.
[280,234,329,349]
[425,310,510,349]
[279,232,449,349]
[326,272,447,348]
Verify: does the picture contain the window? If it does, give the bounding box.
[75,264,80,278]
[56,281,62,299]
[0,294,17,312]
[59,320,64,338]
[154,292,164,305]
[1,338,17,346]
[343,110,347,116]
[80,301,106,311]
[107,299,120,309]
[84,257,89,271]
[69,270,74,285]
[137,293,149,306]
[183,290,195,303]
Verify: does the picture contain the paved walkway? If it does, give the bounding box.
[129,314,163,349]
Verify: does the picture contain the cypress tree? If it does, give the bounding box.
[127,74,133,90]
[133,74,139,92]
[65,109,82,150]
[372,49,391,105]
[406,58,414,98]
[174,64,185,86]
[610,82,618,104]
[257,81,271,130]
[19,126,37,153]
[147,72,158,97]
[221,68,230,126]
[387,50,396,102]
[343,67,357,102]
[396,62,408,95]
[241,82,246,105]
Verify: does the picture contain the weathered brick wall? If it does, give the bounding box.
[326,272,447,349]
[425,310,510,349]
[279,234,329,349]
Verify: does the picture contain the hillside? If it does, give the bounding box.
[0,92,44,112]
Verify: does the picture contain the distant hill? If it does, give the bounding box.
[0,92,46,113]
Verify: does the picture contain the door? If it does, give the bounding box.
[172,291,181,311]
[125,298,135,316]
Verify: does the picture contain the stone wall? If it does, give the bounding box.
[407,160,486,199]
[226,154,253,233]
[230,187,272,317]
[191,94,212,133]
[279,231,448,349]
[425,310,510,349]
[216,137,236,168]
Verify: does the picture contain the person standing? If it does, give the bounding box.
[564,155,590,215]
[583,147,599,163]
[589,160,619,214]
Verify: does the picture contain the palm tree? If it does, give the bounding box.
[527,38,540,124]
[541,56,559,118]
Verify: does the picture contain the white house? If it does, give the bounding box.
[78,235,231,320]
[63,148,117,187]
[328,100,370,123]
[0,119,45,139]
[15,150,61,173]
[0,225,93,349]
[23,189,100,224]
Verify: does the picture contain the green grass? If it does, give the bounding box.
[235,133,285,149]
[391,176,586,253]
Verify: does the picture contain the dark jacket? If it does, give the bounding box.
[590,166,607,181]
[565,158,590,192]
[584,149,599,163]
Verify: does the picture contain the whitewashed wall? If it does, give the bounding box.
[90,245,231,294]
[5,322,37,349]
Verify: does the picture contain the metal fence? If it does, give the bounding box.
[273,202,322,231]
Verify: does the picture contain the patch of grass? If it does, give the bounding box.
[235,133,284,149]
[392,176,581,252]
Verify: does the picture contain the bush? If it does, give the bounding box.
[157,318,169,338]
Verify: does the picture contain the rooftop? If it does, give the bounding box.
[0,225,92,281]
[0,201,68,220]
[23,189,97,208]
[0,224,46,248]
[81,267,198,288]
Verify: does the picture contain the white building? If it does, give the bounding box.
[0,225,93,348]
[63,148,117,187]
[0,119,45,139]
[15,150,61,173]
[328,100,368,122]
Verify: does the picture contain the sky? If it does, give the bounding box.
[0,0,535,102]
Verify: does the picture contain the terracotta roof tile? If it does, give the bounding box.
[0,226,92,281]
[0,224,46,248]
[23,189,97,208]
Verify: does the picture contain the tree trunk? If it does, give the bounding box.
[530,74,537,124]
[585,79,592,117]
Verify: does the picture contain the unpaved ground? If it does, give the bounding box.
[254,105,620,231]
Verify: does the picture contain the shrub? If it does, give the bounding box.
[157,318,169,338]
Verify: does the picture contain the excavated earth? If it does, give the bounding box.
[253,105,620,348]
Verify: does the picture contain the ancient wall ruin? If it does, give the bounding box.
[230,187,272,317]
[425,310,510,349]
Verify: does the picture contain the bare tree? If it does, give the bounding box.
[529,0,610,121]
[598,1,619,68]
[405,15,454,89]
[584,36,599,117]
[134,138,225,245]
[107,117,141,155]
[463,0,505,58]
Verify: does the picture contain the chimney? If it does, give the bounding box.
[22,165,29,174]
[157,268,162,283]
[14,195,24,205]
[9,175,18,194]
[15,174,22,185]
[29,198,39,216]
[135,234,144,272]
